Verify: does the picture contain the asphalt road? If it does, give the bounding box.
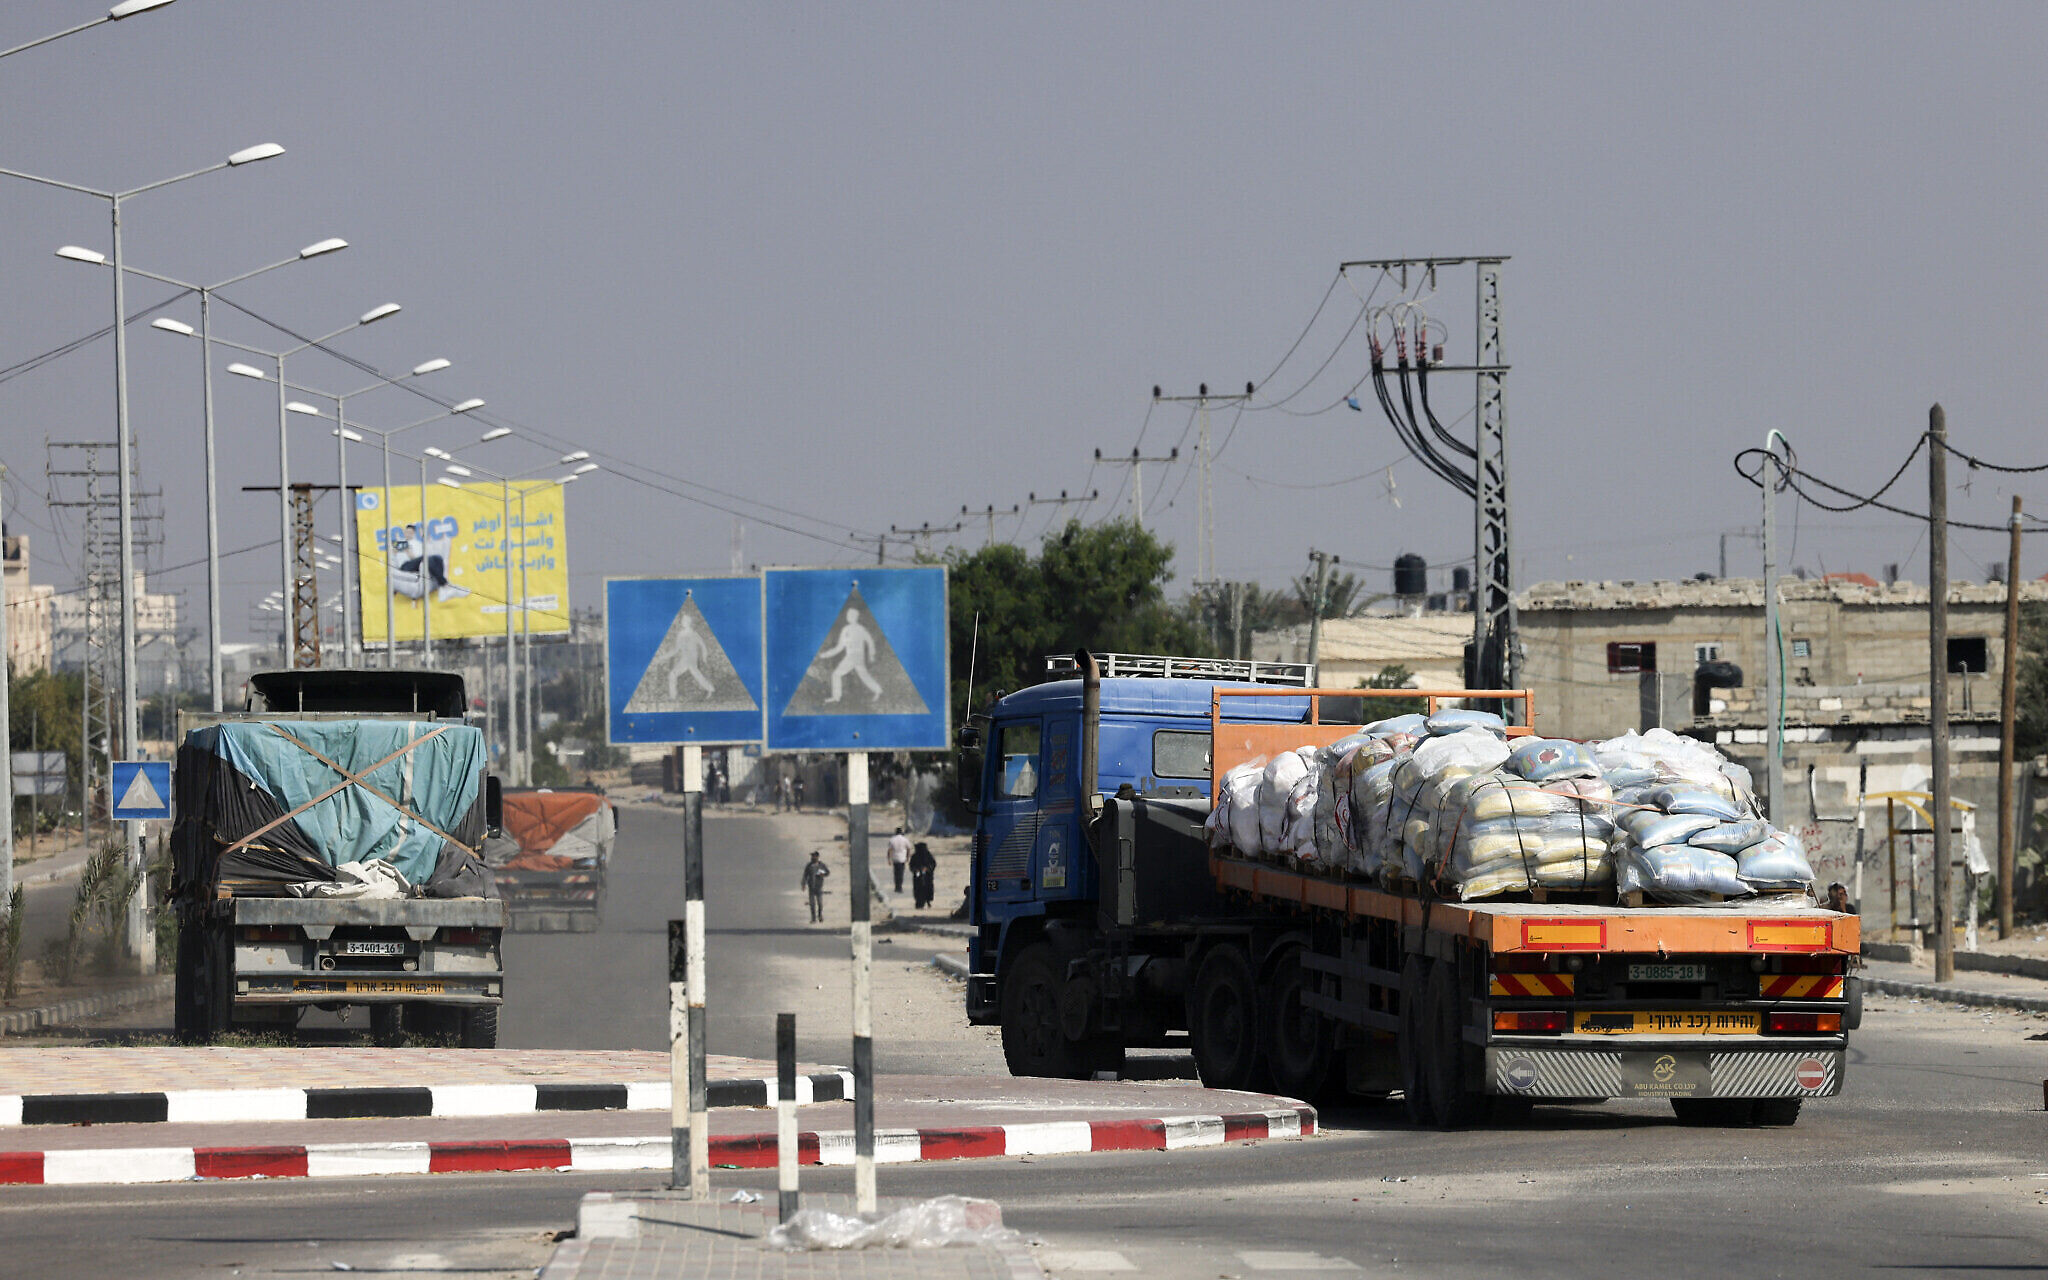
[6,806,2044,1278]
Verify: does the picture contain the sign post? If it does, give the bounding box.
[608,575,766,1201]
[763,566,948,1216]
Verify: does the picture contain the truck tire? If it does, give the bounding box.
[1190,944,1267,1092]
[405,1002,459,1044]
[1670,1098,1755,1126]
[1751,1098,1802,1127]
[1001,943,1092,1079]
[178,918,234,1045]
[1423,961,1486,1130]
[459,1007,500,1049]
[173,915,202,1044]
[1843,975,1863,1030]
[1263,946,1331,1101]
[370,1004,404,1047]
[1397,956,1433,1126]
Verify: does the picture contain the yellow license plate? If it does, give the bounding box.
[1574,1010,1760,1035]
[292,979,447,995]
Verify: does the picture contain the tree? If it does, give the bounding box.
[1293,569,1368,621]
[948,519,1212,719]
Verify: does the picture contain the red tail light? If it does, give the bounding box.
[440,928,490,945]
[239,926,294,942]
[1766,1011,1841,1034]
[1494,954,1554,974]
[1493,1010,1569,1033]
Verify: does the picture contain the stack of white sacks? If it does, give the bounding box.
[1207,718,1815,904]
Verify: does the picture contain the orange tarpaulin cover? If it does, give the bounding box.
[502,790,608,855]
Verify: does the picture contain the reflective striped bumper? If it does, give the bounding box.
[1484,1043,1844,1099]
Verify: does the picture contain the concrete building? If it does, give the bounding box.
[1249,613,1471,691]
[1517,577,2046,742]
[2,530,56,674]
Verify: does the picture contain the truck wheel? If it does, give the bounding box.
[1190,944,1267,1092]
[1670,1099,1755,1126]
[179,919,234,1045]
[1264,947,1330,1101]
[1397,957,1433,1126]
[1423,961,1486,1130]
[1843,975,1863,1031]
[173,916,202,1044]
[1000,943,1090,1079]
[1752,1098,1802,1127]
[459,1007,500,1049]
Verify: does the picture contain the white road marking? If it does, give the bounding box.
[1038,1249,1138,1271]
[1238,1250,1361,1271]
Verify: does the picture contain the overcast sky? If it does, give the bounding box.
[3,2,2046,644]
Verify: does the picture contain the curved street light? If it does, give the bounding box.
[0,0,177,61]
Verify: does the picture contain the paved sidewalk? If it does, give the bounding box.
[1861,956,2048,1013]
[0,1073,1316,1185]
[545,1193,1044,1280]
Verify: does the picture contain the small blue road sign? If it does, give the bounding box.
[607,575,765,745]
[763,566,949,752]
[110,760,172,821]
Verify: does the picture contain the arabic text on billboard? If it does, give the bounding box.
[353,481,569,644]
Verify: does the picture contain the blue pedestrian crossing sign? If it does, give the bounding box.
[764,566,949,752]
[606,575,765,745]
[110,760,172,821]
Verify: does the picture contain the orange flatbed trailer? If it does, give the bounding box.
[1194,686,1858,1126]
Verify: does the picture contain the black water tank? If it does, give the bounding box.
[1452,565,1471,594]
[1693,660,1744,717]
[1394,553,1428,597]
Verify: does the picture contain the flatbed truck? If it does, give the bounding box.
[962,653,1859,1127]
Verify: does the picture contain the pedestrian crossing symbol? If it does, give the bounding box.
[781,586,929,717]
[764,566,948,752]
[606,575,764,745]
[110,760,172,821]
[625,591,759,715]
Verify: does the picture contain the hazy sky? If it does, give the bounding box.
[4,2,2046,645]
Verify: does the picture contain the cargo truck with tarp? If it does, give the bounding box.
[961,653,1859,1128]
[486,787,615,931]
[171,669,507,1046]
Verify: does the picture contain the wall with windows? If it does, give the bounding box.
[1518,577,2043,740]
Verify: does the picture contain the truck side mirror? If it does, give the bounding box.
[485,775,504,837]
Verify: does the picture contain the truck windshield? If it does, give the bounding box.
[997,723,1040,797]
[1152,730,1211,779]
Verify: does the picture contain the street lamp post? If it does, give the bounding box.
[68,236,349,710]
[278,360,452,666]
[0,0,178,61]
[4,141,286,963]
[211,303,403,665]
[331,404,484,669]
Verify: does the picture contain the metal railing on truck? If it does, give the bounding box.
[1207,686,1536,799]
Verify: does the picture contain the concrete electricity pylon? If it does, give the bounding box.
[1092,446,1178,533]
[1150,383,1253,587]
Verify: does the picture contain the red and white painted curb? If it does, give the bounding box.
[0,1106,1315,1186]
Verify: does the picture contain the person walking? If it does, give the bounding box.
[909,841,937,910]
[793,775,806,812]
[776,774,792,813]
[800,850,831,923]
[887,827,912,894]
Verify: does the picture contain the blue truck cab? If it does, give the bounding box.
[959,653,1312,1076]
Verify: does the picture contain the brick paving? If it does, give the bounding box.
[542,1194,1041,1280]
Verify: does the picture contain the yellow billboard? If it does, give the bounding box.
[353,480,569,644]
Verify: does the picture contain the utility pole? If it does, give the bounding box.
[244,483,344,668]
[1342,256,1517,715]
[1152,384,1253,582]
[1998,495,2022,939]
[1093,446,1178,532]
[960,504,1019,547]
[1025,489,1097,534]
[888,520,964,562]
[1719,526,1760,580]
[1305,549,1335,680]
[1928,404,1954,983]
[1230,582,1246,661]
[1760,431,1788,823]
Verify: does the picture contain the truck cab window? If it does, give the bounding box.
[997,723,1041,798]
[1152,730,1211,780]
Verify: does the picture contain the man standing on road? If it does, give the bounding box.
[887,826,912,894]
[800,850,830,923]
